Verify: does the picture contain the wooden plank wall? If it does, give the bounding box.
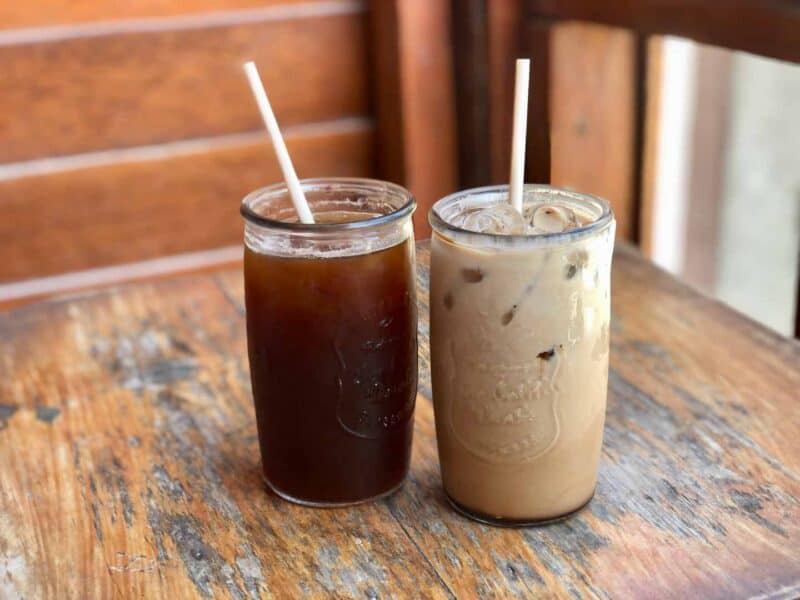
[0,0,375,290]
[0,0,460,304]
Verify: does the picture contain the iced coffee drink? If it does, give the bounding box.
[429,185,615,524]
[242,179,417,506]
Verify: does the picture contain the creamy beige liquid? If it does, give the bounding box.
[430,197,614,522]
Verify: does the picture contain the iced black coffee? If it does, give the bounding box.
[242,179,417,506]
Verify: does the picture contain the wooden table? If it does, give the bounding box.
[1,242,799,599]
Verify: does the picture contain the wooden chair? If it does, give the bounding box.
[0,0,459,306]
[2,0,798,338]
[448,0,800,336]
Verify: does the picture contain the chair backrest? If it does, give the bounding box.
[449,0,800,336]
[0,0,460,306]
[0,2,369,293]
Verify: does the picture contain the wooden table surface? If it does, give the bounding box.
[1,241,799,599]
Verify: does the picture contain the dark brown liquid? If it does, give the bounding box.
[244,233,417,504]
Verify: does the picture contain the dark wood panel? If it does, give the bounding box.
[367,0,406,185]
[547,22,638,240]
[487,0,523,184]
[0,124,374,282]
[0,13,369,162]
[451,0,491,188]
[0,0,327,29]
[525,0,800,63]
[521,18,551,185]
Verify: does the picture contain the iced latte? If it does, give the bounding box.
[429,185,615,524]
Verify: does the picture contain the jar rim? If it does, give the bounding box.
[429,184,614,247]
[241,177,416,232]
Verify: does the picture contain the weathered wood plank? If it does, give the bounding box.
[1,241,798,598]
[0,10,369,162]
[0,271,450,599]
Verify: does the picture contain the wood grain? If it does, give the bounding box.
[0,275,450,599]
[367,0,458,239]
[521,18,551,186]
[526,0,800,64]
[548,22,638,241]
[487,0,523,184]
[367,0,406,187]
[451,0,491,188]
[395,0,459,238]
[1,241,799,598]
[0,123,373,283]
[0,12,369,162]
[0,0,330,29]
[459,9,639,231]
[414,243,800,598]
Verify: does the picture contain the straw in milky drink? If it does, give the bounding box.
[461,59,575,235]
[508,58,530,215]
[242,61,315,224]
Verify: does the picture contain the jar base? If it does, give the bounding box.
[264,476,406,508]
[445,490,595,527]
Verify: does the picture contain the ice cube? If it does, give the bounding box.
[462,204,526,235]
[531,204,578,233]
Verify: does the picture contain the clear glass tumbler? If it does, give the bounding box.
[429,184,615,525]
[242,178,418,506]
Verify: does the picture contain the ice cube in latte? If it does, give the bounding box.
[462,203,527,235]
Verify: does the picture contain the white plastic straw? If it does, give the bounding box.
[242,61,315,224]
[508,58,530,215]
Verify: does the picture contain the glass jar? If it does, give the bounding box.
[241,178,417,506]
[428,184,615,524]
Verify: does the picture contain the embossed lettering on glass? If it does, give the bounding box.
[429,185,615,525]
[242,178,417,506]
